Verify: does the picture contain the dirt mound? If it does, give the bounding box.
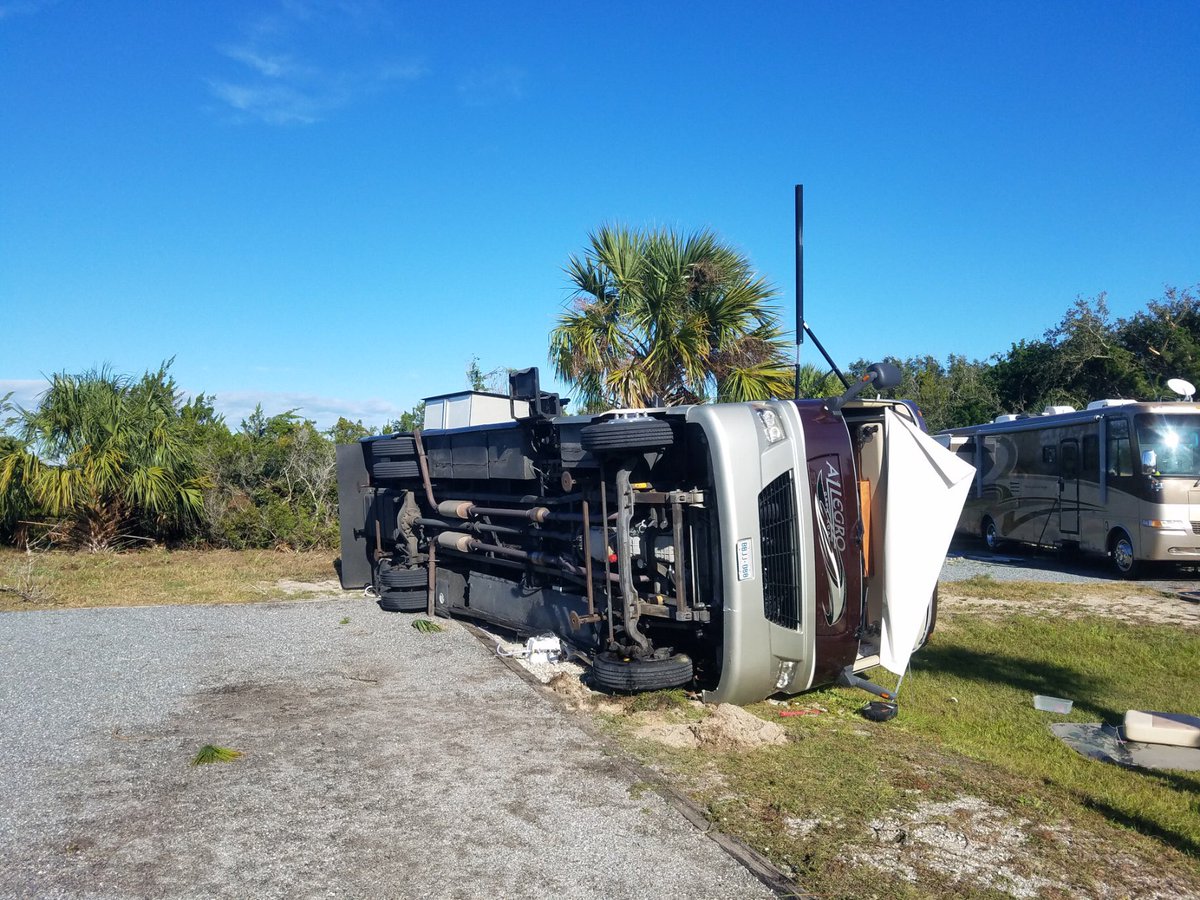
[694,704,789,750]
[634,704,789,751]
[546,672,598,709]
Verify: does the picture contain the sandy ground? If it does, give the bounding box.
[939,583,1200,627]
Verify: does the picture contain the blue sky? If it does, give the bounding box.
[2,1,1197,429]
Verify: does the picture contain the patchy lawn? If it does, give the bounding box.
[581,591,1200,899]
[0,548,338,611]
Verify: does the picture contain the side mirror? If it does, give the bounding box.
[865,362,901,391]
[826,361,901,415]
[1141,449,1157,474]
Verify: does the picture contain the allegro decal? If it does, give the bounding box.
[816,460,846,552]
[814,458,848,626]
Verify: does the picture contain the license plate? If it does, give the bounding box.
[736,538,754,581]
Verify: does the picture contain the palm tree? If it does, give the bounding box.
[0,364,204,550]
[794,362,843,399]
[549,225,794,410]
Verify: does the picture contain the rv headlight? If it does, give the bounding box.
[775,659,797,690]
[1141,519,1189,531]
[756,408,785,444]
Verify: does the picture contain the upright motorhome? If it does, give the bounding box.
[939,398,1200,575]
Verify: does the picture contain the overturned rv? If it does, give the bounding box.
[938,393,1200,576]
[336,365,973,704]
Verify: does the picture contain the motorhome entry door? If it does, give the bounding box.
[1059,439,1080,534]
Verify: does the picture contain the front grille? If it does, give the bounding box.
[759,471,801,629]
[1192,522,1200,535]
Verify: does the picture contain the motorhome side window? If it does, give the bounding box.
[1107,419,1131,476]
[1082,435,1099,478]
[979,438,996,478]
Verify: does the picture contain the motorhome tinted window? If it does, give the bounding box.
[1082,435,1099,474]
[1060,441,1079,477]
[1135,414,1200,476]
[1107,419,1131,476]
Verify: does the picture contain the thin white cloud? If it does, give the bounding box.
[199,389,412,431]
[208,80,327,126]
[0,379,46,411]
[208,1,423,126]
[1,380,406,434]
[219,44,309,79]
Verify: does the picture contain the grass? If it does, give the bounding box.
[607,601,1200,898]
[946,572,1173,604]
[0,547,337,611]
[191,744,243,765]
[4,551,1197,893]
[901,612,1200,851]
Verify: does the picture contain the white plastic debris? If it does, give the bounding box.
[1033,695,1073,714]
[525,634,564,664]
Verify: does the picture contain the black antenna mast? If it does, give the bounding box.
[794,184,849,396]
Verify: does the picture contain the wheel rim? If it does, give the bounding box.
[1114,537,1134,573]
[984,520,998,550]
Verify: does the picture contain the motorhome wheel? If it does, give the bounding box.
[378,590,427,613]
[377,561,428,589]
[372,460,421,479]
[1110,531,1139,578]
[580,418,674,453]
[590,651,693,692]
[371,437,416,458]
[982,516,1002,551]
[916,586,938,650]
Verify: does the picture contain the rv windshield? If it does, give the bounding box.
[1135,414,1200,476]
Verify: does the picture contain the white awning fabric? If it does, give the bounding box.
[880,410,975,676]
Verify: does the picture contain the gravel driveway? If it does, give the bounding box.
[0,598,774,899]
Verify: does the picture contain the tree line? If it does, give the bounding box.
[0,365,424,552]
[1,221,1195,552]
[856,286,1200,433]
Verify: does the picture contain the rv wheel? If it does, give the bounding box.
[370,436,416,458]
[580,418,674,454]
[982,517,1002,551]
[378,590,428,613]
[915,586,938,650]
[1110,531,1139,579]
[590,651,693,692]
[373,459,421,480]
[377,561,428,590]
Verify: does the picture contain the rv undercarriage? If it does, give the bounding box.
[346,407,726,692]
[336,366,968,704]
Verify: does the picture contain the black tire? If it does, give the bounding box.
[916,586,938,650]
[373,459,420,479]
[580,418,674,453]
[378,590,427,613]
[371,437,415,458]
[982,516,1002,551]
[1110,530,1139,578]
[378,563,428,589]
[590,651,693,692]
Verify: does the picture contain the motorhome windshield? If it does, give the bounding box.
[1135,414,1200,475]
